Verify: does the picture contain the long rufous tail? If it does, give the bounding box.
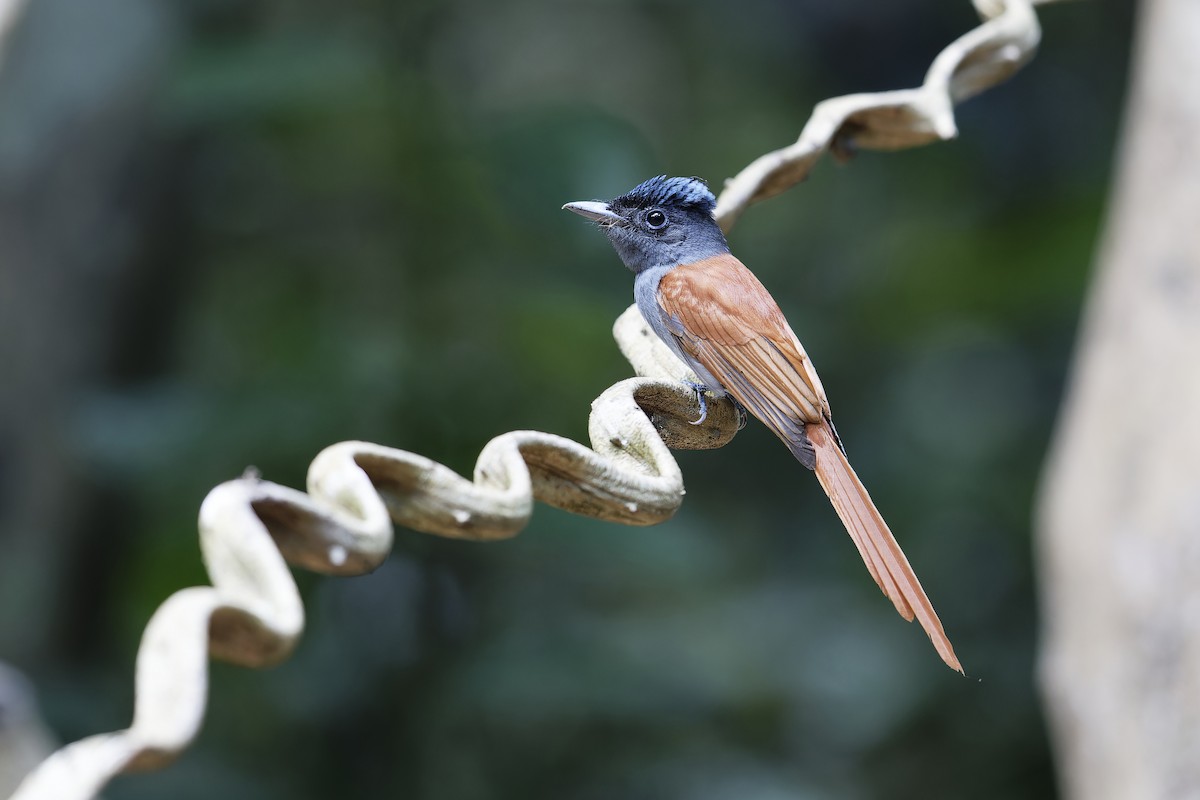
[806,421,963,673]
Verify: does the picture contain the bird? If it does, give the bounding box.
[564,175,962,673]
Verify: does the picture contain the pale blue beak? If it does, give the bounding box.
[562,200,624,226]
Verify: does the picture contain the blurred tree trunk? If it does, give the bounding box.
[1037,0,1200,797]
[0,0,175,664]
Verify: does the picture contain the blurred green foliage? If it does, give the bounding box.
[10,0,1134,797]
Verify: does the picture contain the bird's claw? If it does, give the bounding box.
[733,398,748,431]
[684,381,709,425]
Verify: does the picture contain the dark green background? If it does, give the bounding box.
[3,0,1134,797]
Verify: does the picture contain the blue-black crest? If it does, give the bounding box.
[614,175,716,214]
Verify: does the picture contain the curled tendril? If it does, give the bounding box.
[713,0,1054,232]
[10,309,741,800]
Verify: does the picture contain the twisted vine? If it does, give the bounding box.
[10,310,740,800]
[713,0,1053,230]
[11,1,1060,796]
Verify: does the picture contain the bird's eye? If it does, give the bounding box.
[645,209,668,230]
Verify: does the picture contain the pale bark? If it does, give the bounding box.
[1037,1,1200,797]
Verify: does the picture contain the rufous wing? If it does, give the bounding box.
[657,254,962,672]
[657,254,828,466]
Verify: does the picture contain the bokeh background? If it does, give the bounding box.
[0,0,1136,797]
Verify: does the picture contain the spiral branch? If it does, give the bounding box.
[10,0,1065,795]
[713,0,1059,231]
[10,309,741,800]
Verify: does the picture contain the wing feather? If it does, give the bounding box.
[656,253,962,672]
[658,254,828,452]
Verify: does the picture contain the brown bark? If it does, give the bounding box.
[1037,1,1200,797]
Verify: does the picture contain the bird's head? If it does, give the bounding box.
[564,175,729,273]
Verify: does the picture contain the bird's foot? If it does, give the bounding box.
[683,381,709,425]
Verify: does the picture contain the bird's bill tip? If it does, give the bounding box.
[562,200,622,224]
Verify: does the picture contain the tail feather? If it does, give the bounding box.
[806,422,963,674]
